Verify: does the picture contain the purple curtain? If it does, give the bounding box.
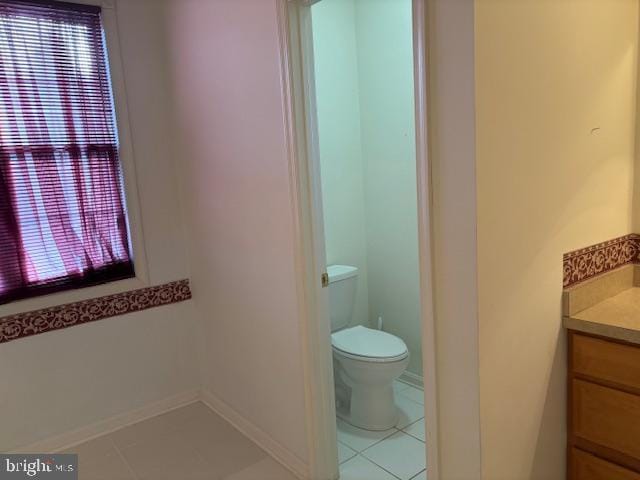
[0,1,133,303]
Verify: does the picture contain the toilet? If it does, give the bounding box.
[328,265,409,431]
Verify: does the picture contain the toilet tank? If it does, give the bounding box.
[327,265,358,331]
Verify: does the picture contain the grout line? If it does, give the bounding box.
[356,454,403,480]
[400,417,426,436]
[337,445,357,465]
[44,395,201,454]
[401,417,424,428]
[339,413,426,454]
[109,436,140,480]
[357,428,400,454]
[403,430,426,444]
[409,468,427,480]
[357,430,427,479]
[337,440,358,456]
[346,427,399,454]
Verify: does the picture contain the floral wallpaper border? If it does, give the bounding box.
[563,234,640,288]
[0,279,192,344]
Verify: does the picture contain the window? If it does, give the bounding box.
[0,0,134,305]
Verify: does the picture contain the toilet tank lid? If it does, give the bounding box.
[327,265,358,283]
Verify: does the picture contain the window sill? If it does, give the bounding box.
[0,275,149,318]
[0,277,192,344]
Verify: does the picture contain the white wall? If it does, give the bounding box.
[163,1,484,478]
[166,0,310,467]
[354,0,421,376]
[475,1,639,478]
[312,0,370,328]
[312,0,421,375]
[0,0,198,452]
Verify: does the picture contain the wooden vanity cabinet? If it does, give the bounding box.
[570,448,640,480]
[568,331,640,479]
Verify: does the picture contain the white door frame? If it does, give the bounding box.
[277,1,439,479]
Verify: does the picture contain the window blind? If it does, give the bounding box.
[0,0,134,305]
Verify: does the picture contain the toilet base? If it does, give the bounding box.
[336,383,399,431]
[333,353,409,431]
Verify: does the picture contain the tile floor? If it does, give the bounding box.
[61,381,425,480]
[337,380,426,480]
[62,402,298,480]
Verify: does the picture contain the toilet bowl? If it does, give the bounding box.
[331,325,409,430]
[327,265,410,430]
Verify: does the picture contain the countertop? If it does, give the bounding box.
[564,287,640,344]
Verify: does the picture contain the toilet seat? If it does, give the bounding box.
[332,326,408,363]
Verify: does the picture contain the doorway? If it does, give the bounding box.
[281,0,437,479]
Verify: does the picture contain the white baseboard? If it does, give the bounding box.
[400,371,424,389]
[11,389,200,454]
[201,389,309,480]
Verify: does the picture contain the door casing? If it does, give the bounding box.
[276,1,440,478]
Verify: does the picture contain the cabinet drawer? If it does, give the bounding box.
[572,334,640,391]
[573,379,640,459]
[571,448,640,480]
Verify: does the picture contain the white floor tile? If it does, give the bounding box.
[399,386,425,405]
[63,436,115,463]
[78,453,137,480]
[118,429,215,480]
[411,470,427,480]
[403,418,425,442]
[223,457,298,480]
[60,403,302,480]
[362,431,426,480]
[160,401,215,427]
[338,442,357,464]
[110,409,183,450]
[339,455,398,480]
[64,436,136,480]
[394,380,411,395]
[178,409,267,478]
[396,395,425,430]
[336,419,397,452]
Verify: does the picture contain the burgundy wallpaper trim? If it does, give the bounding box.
[563,235,640,288]
[0,279,191,344]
